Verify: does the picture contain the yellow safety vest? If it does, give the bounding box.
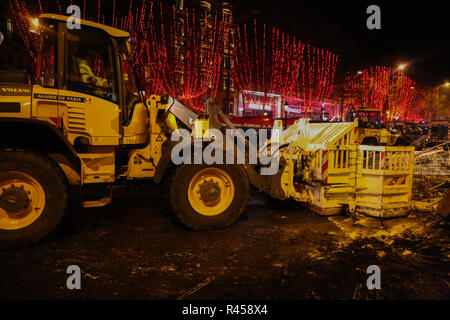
[76,58,108,87]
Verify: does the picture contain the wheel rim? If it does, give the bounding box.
[187,168,235,216]
[0,171,46,230]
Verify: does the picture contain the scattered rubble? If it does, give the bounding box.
[414,144,449,176]
[412,175,448,213]
[412,144,449,216]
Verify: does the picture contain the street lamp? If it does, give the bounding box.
[31,18,39,28]
[387,64,409,121]
[29,18,39,33]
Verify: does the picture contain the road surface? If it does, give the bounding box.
[1,184,449,299]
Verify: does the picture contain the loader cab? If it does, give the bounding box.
[35,14,148,147]
[348,109,382,129]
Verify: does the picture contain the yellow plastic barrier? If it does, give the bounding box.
[278,119,415,218]
[304,145,414,218]
[307,146,358,215]
[355,145,415,218]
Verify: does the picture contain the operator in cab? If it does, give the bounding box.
[75,48,110,88]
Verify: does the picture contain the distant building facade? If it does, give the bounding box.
[174,0,235,113]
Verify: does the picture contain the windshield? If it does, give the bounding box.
[66,25,117,102]
[119,39,140,108]
[356,111,380,124]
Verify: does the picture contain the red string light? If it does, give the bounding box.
[234,21,306,111]
[344,66,428,121]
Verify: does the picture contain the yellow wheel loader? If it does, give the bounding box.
[0,14,249,248]
[347,109,405,146]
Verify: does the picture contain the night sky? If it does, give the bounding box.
[229,0,450,87]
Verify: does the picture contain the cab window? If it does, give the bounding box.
[65,27,117,103]
[37,21,57,87]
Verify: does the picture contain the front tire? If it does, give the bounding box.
[169,164,249,230]
[0,150,68,249]
[393,136,410,146]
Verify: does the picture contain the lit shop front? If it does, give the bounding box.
[283,96,339,120]
[237,90,282,118]
[236,90,340,120]
[283,96,306,117]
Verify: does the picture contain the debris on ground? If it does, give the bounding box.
[412,146,449,216]
[412,175,449,213]
[414,145,449,176]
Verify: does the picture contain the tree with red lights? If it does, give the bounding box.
[234,21,338,118]
[344,66,390,112]
[296,44,338,116]
[233,21,304,105]
[145,4,230,109]
[344,66,427,121]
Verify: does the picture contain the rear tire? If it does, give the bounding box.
[0,150,67,249]
[169,164,249,230]
[394,136,410,146]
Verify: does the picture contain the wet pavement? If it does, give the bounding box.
[1,184,449,300]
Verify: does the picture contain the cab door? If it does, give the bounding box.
[61,25,120,146]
